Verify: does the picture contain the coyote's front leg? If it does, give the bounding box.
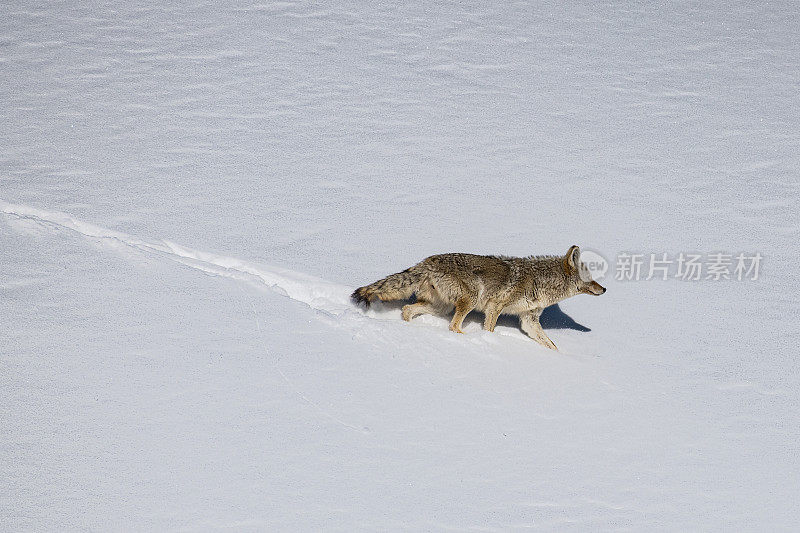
[519,309,557,350]
[483,301,504,332]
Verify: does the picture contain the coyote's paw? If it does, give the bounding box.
[537,337,558,351]
[448,324,465,334]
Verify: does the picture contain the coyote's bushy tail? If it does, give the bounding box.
[351,264,424,308]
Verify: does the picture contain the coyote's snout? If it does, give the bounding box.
[351,245,605,350]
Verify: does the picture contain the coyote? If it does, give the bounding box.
[351,245,605,350]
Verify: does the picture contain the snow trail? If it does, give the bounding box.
[1,200,353,316]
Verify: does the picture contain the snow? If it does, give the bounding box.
[2,1,799,530]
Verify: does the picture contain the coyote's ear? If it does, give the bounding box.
[563,245,581,274]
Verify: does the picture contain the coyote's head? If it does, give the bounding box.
[563,245,607,296]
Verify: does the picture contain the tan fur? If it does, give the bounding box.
[351,245,606,350]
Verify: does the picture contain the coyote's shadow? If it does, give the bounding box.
[538,304,591,331]
[376,300,590,333]
[466,303,590,332]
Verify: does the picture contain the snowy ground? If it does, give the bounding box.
[2,1,799,530]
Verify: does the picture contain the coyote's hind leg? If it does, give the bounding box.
[449,297,476,334]
[402,300,435,321]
